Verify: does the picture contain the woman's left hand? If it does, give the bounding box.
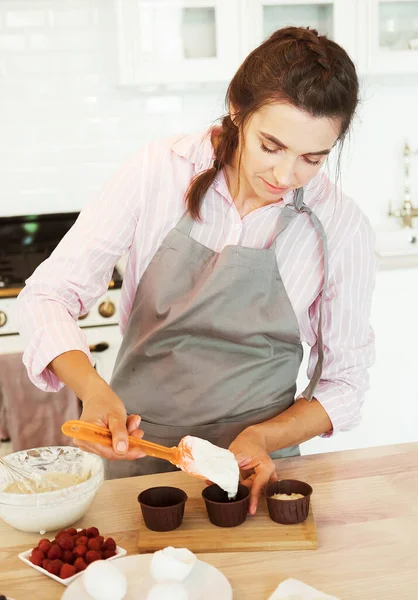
[229,428,278,516]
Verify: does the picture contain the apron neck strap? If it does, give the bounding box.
[271,187,329,400]
[269,187,305,249]
[294,186,305,210]
[298,204,329,401]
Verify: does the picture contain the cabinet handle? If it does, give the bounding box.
[89,342,109,353]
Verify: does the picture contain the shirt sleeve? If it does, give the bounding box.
[16,149,145,392]
[301,211,376,436]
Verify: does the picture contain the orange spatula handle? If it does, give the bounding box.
[61,420,180,466]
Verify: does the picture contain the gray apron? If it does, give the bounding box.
[107,187,328,479]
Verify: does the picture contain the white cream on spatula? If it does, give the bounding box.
[177,436,239,499]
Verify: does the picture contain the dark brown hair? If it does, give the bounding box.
[185,26,359,220]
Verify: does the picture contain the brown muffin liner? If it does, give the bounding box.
[137,486,187,532]
[265,479,313,525]
[202,483,249,528]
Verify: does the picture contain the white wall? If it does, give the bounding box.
[1,0,418,226]
[0,0,225,216]
[336,74,418,228]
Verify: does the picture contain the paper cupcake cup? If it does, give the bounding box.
[202,483,249,528]
[137,486,187,532]
[265,479,312,524]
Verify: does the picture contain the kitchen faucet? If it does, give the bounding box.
[388,141,418,228]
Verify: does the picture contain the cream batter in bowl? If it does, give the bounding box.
[0,446,104,533]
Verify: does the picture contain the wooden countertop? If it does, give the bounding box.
[1,442,418,599]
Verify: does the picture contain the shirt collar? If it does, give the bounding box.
[171,129,215,174]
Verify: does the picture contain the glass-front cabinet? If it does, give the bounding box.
[115,0,418,85]
[116,0,241,84]
[364,0,418,72]
[241,1,359,68]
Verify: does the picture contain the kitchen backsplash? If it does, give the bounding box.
[1,0,418,229]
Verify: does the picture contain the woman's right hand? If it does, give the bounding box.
[75,379,146,461]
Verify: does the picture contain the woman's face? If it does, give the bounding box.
[235,102,341,202]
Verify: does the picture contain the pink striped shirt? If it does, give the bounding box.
[17,130,376,436]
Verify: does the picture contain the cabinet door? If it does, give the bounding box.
[242,1,358,65]
[116,0,241,84]
[364,0,418,73]
[300,268,418,455]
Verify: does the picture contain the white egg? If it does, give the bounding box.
[150,546,197,583]
[146,582,189,600]
[82,560,127,600]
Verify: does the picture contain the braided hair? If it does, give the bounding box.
[186,26,359,219]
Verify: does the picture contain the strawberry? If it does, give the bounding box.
[56,534,74,551]
[45,561,56,574]
[42,558,51,571]
[38,539,52,554]
[103,537,116,551]
[87,538,101,552]
[30,548,44,567]
[49,559,63,576]
[47,544,62,560]
[75,535,88,546]
[73,544,87,558]
[73,557,87,572]
[85,550,101,564]
[86,527,100,538]
[60,563,76,579]
[55,530,67,539]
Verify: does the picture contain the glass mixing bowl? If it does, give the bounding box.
[0,446,104,533]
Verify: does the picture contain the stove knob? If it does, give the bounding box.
[98,300,115,318]
[0,311,7,327]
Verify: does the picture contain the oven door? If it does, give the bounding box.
[0,325,122,384]
[84,325,122,383]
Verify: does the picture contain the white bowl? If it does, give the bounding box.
[0,446,104,533]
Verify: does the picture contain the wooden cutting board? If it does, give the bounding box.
[137,481,317,553]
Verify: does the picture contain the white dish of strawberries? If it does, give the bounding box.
[19,526,126,586]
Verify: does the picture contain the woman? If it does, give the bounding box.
[17,27,375,515]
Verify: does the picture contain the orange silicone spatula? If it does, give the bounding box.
[62,420,181,466]
[61,420,238,498]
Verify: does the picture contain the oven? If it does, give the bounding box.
[0,212,126,450]
[0,289,123,384]
[0,212,124,383]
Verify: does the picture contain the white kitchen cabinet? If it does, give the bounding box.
[115,0,241,85]
[242,0,418,75]
[241,1,359,68]
[115,0,418,85]
[360,0,418,74]
[300,266,418,456]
